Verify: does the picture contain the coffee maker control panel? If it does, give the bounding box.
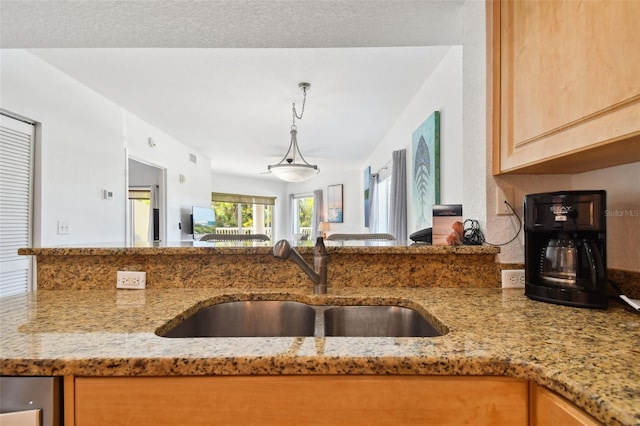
[525,191,606,231]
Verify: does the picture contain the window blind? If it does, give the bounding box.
[0,114,35,296]
[128,187,151,200]
[211,192,275,205]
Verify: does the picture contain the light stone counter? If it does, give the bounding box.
[1,286,640,425]
[18,242,502,290]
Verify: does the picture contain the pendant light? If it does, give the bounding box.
[267,82,319,182]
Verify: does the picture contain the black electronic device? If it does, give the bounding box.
[524,190,607,308]
[410,227,432,244]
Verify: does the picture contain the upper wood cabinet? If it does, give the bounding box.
[489,0,640,175]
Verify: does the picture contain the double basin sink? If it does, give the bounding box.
[157,300,445,338]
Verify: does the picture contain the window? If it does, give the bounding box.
[292,194,313,239]
[373,175,391,233]
[211,193,275,238]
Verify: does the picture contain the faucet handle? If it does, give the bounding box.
[313,237,327,294]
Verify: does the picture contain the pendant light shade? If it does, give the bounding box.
[268,127,319,182]
[267,82,319,182]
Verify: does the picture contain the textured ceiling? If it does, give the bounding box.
[0,1,464,48]
[1,1,464,179]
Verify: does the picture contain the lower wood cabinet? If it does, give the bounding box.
[71,376,528,426]
[531,384,600,426]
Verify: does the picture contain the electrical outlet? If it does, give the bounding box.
[116,271,146,289]
[57,220,70,235]
[496,187,514,215]
[501,269,525,288]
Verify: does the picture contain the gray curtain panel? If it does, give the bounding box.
[389,149,407,242]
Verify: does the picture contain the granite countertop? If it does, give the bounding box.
[17,241,500,256]
[1,286,639,425]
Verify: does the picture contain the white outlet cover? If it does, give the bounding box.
[116,271,146,289]
[57,220,70,235]
[501,269,525,289]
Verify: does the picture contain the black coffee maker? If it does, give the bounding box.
[524,190,607,308]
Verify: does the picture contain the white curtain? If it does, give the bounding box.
[289,193,295,239]
[368,173,382,232]
[312,189,325,240]
[389,149,407,242]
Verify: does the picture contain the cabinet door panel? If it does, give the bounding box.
[495,0,640,173]
[533,385,600,426]
[74,376,528,426]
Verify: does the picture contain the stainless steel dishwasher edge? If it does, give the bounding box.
[0,377,62,426]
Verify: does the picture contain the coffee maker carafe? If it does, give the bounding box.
[524,191,607,308]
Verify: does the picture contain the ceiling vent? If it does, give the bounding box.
[189,153,197,164]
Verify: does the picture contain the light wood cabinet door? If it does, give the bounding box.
[73,376,528,426]
[490,0,640,174]
[531,385,600,426]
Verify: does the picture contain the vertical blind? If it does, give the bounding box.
[0,114,34,296]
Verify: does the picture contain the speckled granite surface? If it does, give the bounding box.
[2,287,640,425]
[19,243,502,290]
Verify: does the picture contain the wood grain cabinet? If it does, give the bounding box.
[489,0,640,174]
[531,384,600,426]
[70,376,529,425]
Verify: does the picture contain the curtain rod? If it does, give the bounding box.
[374,159,392,176]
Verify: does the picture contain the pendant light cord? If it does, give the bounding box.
[292,84,308,126]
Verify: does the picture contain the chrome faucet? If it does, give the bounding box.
[273,237,327,294]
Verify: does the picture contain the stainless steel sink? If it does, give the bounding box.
[160,300,316,337]
[323,305,442,337]
[158,300,444,338]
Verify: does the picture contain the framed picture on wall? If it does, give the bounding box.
[411,111,440,231]
[327,184,343,223]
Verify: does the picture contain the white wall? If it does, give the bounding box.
[462,0,488,240]
[572,163,639,271]
[123,111,212,241]
[0,50,212,244]
[362,46,464,236]
[287,167,361,236]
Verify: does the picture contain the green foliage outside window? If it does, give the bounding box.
[212,202,238,228]
[212,202,273,231]
[297,198,313,227]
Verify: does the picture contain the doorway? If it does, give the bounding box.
[0,113,35,295]
[127,158,166,244]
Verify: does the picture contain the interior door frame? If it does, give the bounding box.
[125,152,167,244]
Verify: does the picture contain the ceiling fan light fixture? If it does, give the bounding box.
[267,82,319,182]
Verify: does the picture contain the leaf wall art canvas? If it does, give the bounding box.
[411,111,440,231]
